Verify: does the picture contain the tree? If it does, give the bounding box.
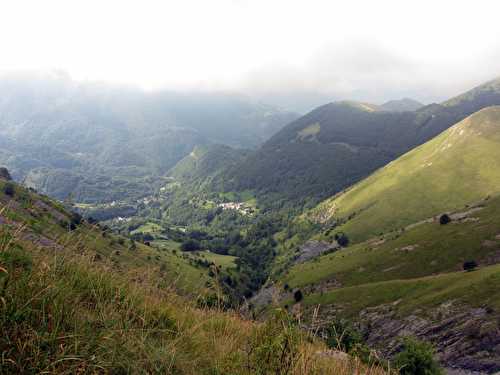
[439,214,451,225]
[293,290,303,303]
[188,230,208,240]
[463,260,478,272]
[70,212,83,226]
[394,337,443,375]
[87,216,98,224]
[181,239,201,252]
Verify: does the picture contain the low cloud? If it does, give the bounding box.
[240,40,500,112]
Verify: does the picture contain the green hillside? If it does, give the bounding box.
[280,195,500,370]
[308,106,500,243]
[224,78,500,209]
[0,175,212,296]
[168,144,250,185]
[269,107,500,372]
[286,193,500,289]
[0,174,377,374]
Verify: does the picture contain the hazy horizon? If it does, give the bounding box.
[1,0,500,112]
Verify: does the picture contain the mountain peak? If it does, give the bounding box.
[380,98,424,112]
[336,100,380,112]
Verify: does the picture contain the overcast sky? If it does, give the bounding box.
[1,0,500,111]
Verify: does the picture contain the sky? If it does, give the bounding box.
[1,0,500,111]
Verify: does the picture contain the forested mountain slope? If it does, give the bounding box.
[0,73,297,203]
[224,78,500,209]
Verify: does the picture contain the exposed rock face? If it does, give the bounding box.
[296,240,339,263]
[0,167,12,181]
[248,285,281,308]
[358,302,500,373]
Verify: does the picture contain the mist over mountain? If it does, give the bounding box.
[0,73,297,202]
[3,1,500,373]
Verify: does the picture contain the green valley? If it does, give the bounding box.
[0,175,377,374]
[4,3,500,373]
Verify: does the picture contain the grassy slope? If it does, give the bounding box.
[303,264,500,317]
[275,107,500,323]
[309,106,500,243]
[0,180,210,295]
[0,180,384,374]
[281,196,500,333]
[168,144,249,184]
[286,194,500,289]
[197,250,237,270]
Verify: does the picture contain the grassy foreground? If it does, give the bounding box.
[0,224,387,374]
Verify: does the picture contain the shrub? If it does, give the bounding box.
[326,318,363,353]
[394,337,443,375]
[3,182,15,197]
[69,212,83,230]
[335,232,350,247]
[439,214,451,225]
[293,289,303,303]
[463,260,478,272]
[129,239,137,251]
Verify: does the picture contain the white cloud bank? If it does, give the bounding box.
[1,0,499,110]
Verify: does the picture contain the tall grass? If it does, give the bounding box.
[0,206,390,374]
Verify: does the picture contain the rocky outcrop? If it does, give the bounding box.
[357,302,500,373]
[296,240,339,263]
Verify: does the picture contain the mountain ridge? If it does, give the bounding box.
[307,105,500,243]
[222,77,500,209]
[380,98,424,112]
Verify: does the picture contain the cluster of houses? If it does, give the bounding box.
[217,202,254,215]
